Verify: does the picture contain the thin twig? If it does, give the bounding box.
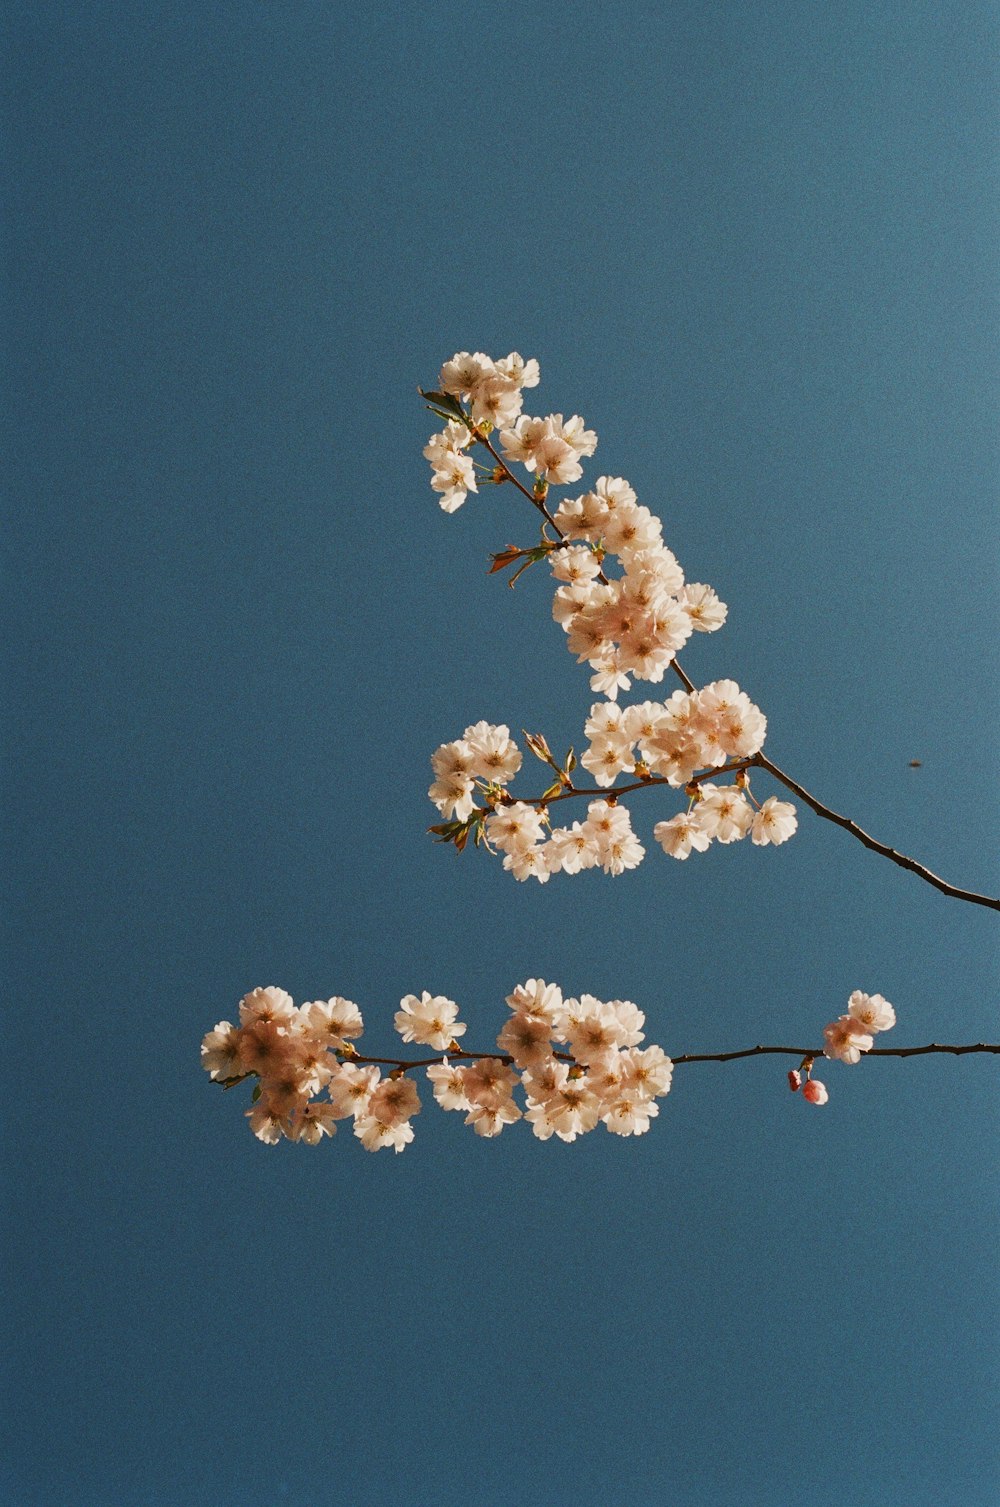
[474,428,611,585]
[669,654,999,908]
[476,431,559,529]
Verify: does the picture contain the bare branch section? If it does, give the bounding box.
[752,752,1000,912]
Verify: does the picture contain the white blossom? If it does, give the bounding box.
[354,1115,415,1153]
[697,785,754,843]
[395,992,467,1051]
[847,991,896,1033]
[238,986,296,1028]
[304,997,364,1051]
[463,721,522,783]
[602,1097,660,1136]
[823,1016,875,1065]
[654,811,712,860]
[677,582,728,632]
[368,1075,422,1128]
[426,1058,472,1111]
[465,1100,522,1137]
[327,1062,380,1119]
[751,798,798,847]
[201,1021,243,1081]
[505,978,565,1023]
[503,844,552,883]
[543,823,600,875]
[486,802,546,853]
[497,1013,555,1069]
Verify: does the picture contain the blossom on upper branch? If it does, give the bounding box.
[424,420,476,513]
[500,413,598,485]
[439,349,538,428]
[428,682,794,881]
[425,356,729,698]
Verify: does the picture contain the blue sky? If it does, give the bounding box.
[6,4,999,1504]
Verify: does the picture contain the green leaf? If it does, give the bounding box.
[251,1083,262,1103]
[507,556,539,588]
[428,820,463,843]
[419,388,465,420]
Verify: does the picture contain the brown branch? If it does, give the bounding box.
[672,659,1000,908]
[670,1042,1000,1064]
[344,1043,1000,1073]
[475,430,560,530]
[492,758,751,812]
[747,750,1000,911]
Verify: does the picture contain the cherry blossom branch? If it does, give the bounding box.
[450,735,999,911]
[204,985,995,1148]
[333,1041,1000,1072]
[669,1042,1000,1063]
[453,407,1000,907]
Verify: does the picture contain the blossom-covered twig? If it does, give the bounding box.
[245,1041,1000,1071]
[202,983,998,1151]
[423,350,1000,911]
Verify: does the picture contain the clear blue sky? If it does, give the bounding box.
[6,4,999,1504]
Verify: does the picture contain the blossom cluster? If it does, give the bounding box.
[431,980,673,1140]
[424,351,728,699]
[199,986,413,1150]
[788,990,897,1105]
[822,990,897,1063]
[581,683,767,788]
[549,478,723,698]
[487,795,645,883]
[422,351,539,511]
[201,981,674,1151]
[428,704,797,881]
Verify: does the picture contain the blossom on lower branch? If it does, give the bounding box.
[788,989,897,1106]
[201,981,674,1151]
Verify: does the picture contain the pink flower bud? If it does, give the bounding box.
[787,1070,802,1092]
[802,1079,829,1105]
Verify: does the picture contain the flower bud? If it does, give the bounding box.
[787,1070,802,1092]
[802,1079,829,1105]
